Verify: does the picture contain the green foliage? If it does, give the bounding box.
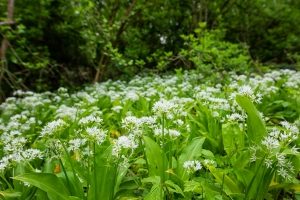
[1,0,299,98]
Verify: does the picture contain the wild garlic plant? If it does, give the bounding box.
[0,69,299,199]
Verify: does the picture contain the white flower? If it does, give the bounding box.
[183,160,202,173]
[203,159,215,166]
[68,139,87,152]
[277,168,291,180]
[40,119,69,138]
[276,153,286,167]
[112,135,138,157]
[168,129,181,140]
[85,127,107,145]
[22,149,43,161]
[261,136,280,151]
[152,99,185,119]
[111,106,123,113]
[264,158,273,168]
[291,145,299,154]
[79,115,103,126]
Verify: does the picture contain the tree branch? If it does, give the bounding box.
[0,21,17,26]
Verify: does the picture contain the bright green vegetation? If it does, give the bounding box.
[0,69,299,199]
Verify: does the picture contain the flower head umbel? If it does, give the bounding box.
[84,127,107,146]
[40,119,69,138]
[183,160,202,174]
[152,99,186,119]
[79,115,103,126]
[112,134,138,157]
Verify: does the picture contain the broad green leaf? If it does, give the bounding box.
[142,176,163,200]
[209,166,241,193]
[56,171,84,199]
[12,173,70,200]
[114,165,130,196]
[204,186,219,199]
[222,123,235,155]
[177,137,205,181]
[35,188,50,200]
[236,95,267,144]
[233,151,250,170]
[228,193,246,199]
[268,183,300,191]
[88,145,117,200]
[222,122,244,156]
[114,189,140,200]
[165,180,184,197]
[143,136,168,181]
[69,197,83,200]
[234,169,254,188]
[184,181,202,194]
[0,190,21,199]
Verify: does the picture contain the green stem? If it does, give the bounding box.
[245,156,266,200]
[220,172,225,196]
[0,173,13,190]
[162,115,165,182]
[59,139,81,197]
[93,142,98,199]
[169,140,172,169]
[59,158,72,193]
[86,142,90,199]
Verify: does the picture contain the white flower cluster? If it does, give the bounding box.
[250,121,299,180]
[79,115,103,126]
[121,116,157,137]
[152,99,187,119]
[183,160,202,173]
[40,119,69,138]
[85,127,107,146]
[112,135,138,157]
[229,85,263,104]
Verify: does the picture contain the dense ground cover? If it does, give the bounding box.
[0,69,300,200]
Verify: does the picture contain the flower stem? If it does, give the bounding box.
[59,139,81,197]
[93,142,98,199]
[86,141,90,198]
[161,115,165,182]
[59,158,71,193]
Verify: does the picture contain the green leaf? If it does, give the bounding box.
[268,183,300,191]
[165,180,184,197]
[177,137,205,181]
[0,190,21,199]
[234,169,254,188]
[56,171,84,199]
[88,145,117,200]
[184,181,202,194]
[236,95,267,144]
[222,123,244,156]
[142,176,163,200]
[12,173,70,200]
[209,166,241,193]
[143,136,168,181]
[233,151,250,170]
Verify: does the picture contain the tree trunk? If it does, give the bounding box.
[0,0,15,103]
[0,0,15,60]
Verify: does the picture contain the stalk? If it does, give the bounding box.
[245,156,266,200]
[93,142,98,199]
[59,138,82,197]
[161,115,165,182]
[220,172,225,196]
[169,140,172,170]
[59,158,71,193]
[86,141,90,199]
